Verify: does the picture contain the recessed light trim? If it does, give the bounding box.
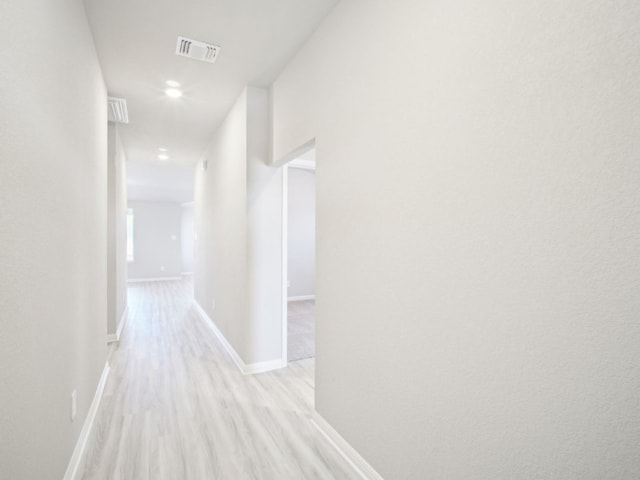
[165,88,182,98]
[165,80,181,88]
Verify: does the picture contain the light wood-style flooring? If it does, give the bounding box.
[79,280,359,480]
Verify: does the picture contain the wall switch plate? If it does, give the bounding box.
[287,280,291,288]
[71,389,77,421]
[212,298,216,311]
[160,265,165,271]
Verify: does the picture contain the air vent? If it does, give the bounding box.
[107,97,129,124]
[176,36,220,64]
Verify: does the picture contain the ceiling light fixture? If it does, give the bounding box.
[158,147,167,152]
[158,154,169,160]
[165,88,182,98]
[165,80,181,88]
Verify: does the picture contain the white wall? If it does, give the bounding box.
[181,203,195,273]
[128,202,182,280]
[246,87,283,363]
[107,122,128,335]
[195,90,249,360]
[287,167,315,298]
[195,87,282,366]
[272,1,640,479]
[0,0,108,477]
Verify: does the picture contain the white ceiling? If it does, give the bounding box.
[83,0,338,201]
[127,161,195,204]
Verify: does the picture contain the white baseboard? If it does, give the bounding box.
[107,305,128,344]
[243,358,287,375]
[127,277,182,283]
[311,412,384,480]
[63,354,112,480]
[288,294,316,302]
[193,300,285,375]
[116,305,128,339]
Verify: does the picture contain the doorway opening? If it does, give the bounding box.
[282,147,316,364]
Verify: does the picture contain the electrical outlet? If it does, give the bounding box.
[287,280,291,288]
[160,265,165,272]
[71,390,77,422]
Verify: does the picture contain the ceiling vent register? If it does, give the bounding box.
[107,97,129,124]
[176,36,220,64]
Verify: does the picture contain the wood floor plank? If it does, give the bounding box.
[79,280,360,480]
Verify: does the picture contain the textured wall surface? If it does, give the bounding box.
[181,204,195,273]
[195,87,283,365]
[273,1,640,478]
[0,0,108,477]
[114,129,128,328]
[107,123,128,334]
[195,90,249,361]
[246,87,283,364]
[127,202,183,280]
[288,168,316,298]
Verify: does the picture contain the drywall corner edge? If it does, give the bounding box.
[273,138,316,167]
[193,300,285,375]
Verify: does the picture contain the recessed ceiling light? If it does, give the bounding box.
[158,147,167,152]
[158,154,169,160]
[165,88,182,98]
[165,80,181,88]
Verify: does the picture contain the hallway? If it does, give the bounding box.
[80,280,358,480]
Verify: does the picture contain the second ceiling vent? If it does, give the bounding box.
[175,36,220,64]
[107,97,129,124]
